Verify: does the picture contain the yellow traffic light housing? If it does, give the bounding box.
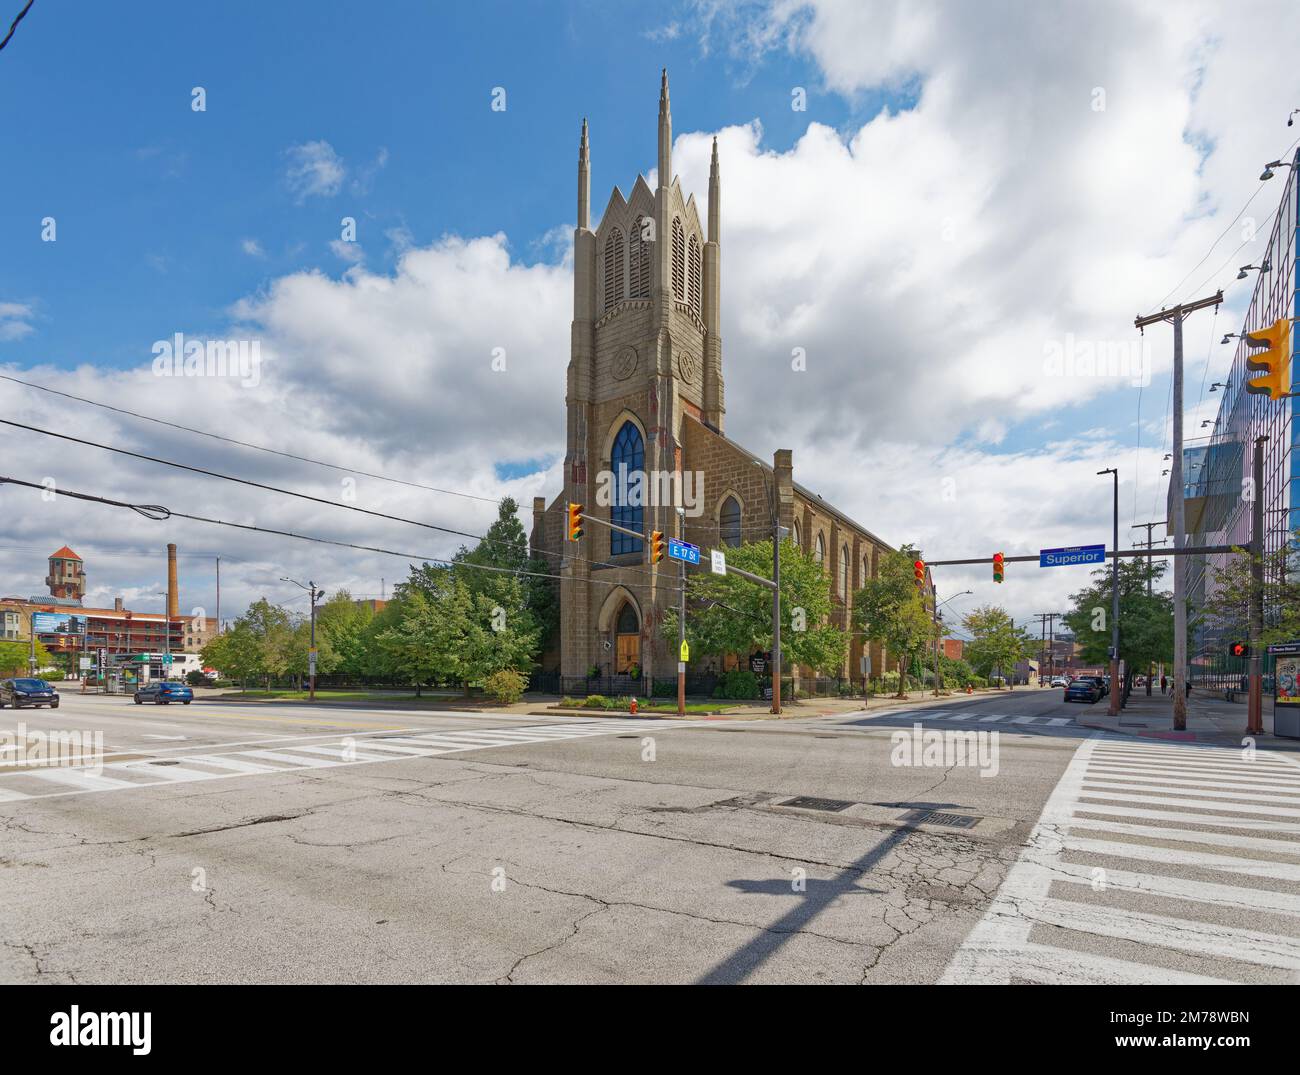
[1244,318,1293,401]
[913,559,926,590]
[567,502,584,541]
[650,530,665,563]
[993,552,1005,584]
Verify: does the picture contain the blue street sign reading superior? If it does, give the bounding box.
[1040,544,1105,568]
[668,538,701,565]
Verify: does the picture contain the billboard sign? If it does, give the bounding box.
[32,612,88,635]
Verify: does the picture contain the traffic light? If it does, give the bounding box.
[567,502,584,541]
[1244,318,1293,401]
[913,559,926,590]
[993,552,1005,584]
[1230,641,1250,658]
[650,530,666,563]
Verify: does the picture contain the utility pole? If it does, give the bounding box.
[215,556,221,635]
[1131,521,1166,695]
[1098,468,1121,716]
[309,581,319,702]
[771,511,782,716]
[1136,290,1222,730]
[1249,436,1269,735]
[932,583,941,697]
[677,545,686,720]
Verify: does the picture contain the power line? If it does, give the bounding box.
[0,373,503,505]
[0,415,666,584]
[0,0,33,52]
[0,474,674,595]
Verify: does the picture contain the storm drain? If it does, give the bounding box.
[779,795,855,813]
[149,760,180,766]
[899,808,980,829]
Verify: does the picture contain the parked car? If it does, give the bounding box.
[1074,674,1106,696]
[1050,676,1068,688]
[1064,678,1101,703]
[0,677,60,708]
[133,680,194,705]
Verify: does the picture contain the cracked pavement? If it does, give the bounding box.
[0,691,1089,983]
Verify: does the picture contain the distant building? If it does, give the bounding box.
[45,546,85,602]
[942,638,964,660]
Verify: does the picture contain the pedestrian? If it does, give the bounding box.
[1160,674,1167,695]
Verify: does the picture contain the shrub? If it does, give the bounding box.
[651,680,676,697]
[185,670,208,687]
[484,668,528,704]
[716,668,760,699]
[583,694,608,708]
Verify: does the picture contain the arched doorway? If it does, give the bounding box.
[615,601,640,674]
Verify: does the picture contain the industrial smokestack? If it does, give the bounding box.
[167,543,179,620]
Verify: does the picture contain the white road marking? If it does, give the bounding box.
[942,734,1300,984]
[0,720,676,803]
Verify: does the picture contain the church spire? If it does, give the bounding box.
[657,68,672,186]
[708,136,720,244]
[577,117,590,230]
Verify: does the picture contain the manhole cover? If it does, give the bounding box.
[779,796,855,812]
[899,808,980,829]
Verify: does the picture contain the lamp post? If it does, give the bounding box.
[1097,469,1121,716]
[754,460,785,715]
[933,590,972,695]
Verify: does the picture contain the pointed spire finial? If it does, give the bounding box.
[577,117,590,230]
[658,70,672,185]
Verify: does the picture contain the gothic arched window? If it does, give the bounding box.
[688,233,702,315]
[603,229,625,311]
[610,421,644,555]
[792,520,801,548]
[671,218,686,302]
[814,533,825,566]
[839,545,850,599]
[629,217,651,299]
[719,496,741,548]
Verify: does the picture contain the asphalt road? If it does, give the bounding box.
[2,687,1297,984]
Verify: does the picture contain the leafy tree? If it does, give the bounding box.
[316,590,374,679]
[661,539,847,675]
[1062,558,1174,691]
[854,544,933,698]
[200,619,263,691]
[1200,534,1300,648]
[0,639,52,678]
[961,605,1034,689]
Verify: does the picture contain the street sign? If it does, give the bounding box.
[679,641,690,662]
[78,657,93,670]
[1267,641,1300,656]
[308,652,317,676]
[710,549,726,575]
[1039,544,1105,568]
[668,538,700,565]
[162,653,173,666]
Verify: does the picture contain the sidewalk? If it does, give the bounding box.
[1076,688,1300,751]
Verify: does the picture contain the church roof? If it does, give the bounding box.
[50,546,81,560]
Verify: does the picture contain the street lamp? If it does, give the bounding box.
[281,577,322,700]
[1260,159,1295,181]
[1097,468,1121,716]
[930,589,972,696]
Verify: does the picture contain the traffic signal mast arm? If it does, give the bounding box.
[924,544,1240,567]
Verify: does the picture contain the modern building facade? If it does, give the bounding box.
[1175,146,1298,683]
[530,74,917,689]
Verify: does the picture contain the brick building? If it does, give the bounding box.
[531,73,919,687]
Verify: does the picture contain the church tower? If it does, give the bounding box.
[559,71,724,683]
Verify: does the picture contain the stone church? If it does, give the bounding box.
[531,72,909,687]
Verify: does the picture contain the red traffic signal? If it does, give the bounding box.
[993,552,1005,584]
[913,559,926,589]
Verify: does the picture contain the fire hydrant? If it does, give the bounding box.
[630,697,638,715]
[965,684,974,695]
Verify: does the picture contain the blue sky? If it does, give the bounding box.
[0,0,889,369]
[1,0,1294,624]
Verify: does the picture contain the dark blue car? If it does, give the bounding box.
[1064,678,1100,704]
[0,677,60,708]
[134,680,193,705]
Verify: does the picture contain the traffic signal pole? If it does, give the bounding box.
[1249,436,1268,735]
[1098,468,1120,717]
[678,556,686,719]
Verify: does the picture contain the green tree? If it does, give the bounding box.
[961,605,1034,688]
[315,590,374,680]
[854,544,933,698]
[661,539,847,676]
[0,639,52,678]
[200,619,263,690]
[1062,558,1175,691]
[1201,534,1300,648]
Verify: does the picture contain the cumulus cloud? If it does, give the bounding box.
[283,140,346,202]
[0,302,35,341]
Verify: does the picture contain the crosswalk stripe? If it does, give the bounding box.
[26,768,147,793]
[1017,899,1300,970]
[290,744,413,762]
[173,754,288,774]
[1071,802,1300,834]
[1066,816,1300,853]
[1082,779,1300,806]
[1060,835,1300,882]
[1078,789,1300,818]
[978,714,1006,723]
[1092,747,1287,767]
[109,763,211,783]
[1086,766,1300,793]
[1045,718,1072,726]
[943,734,1300,984]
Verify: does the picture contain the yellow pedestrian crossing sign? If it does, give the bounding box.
[679,641,690,662]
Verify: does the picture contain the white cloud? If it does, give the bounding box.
[0,302,35,341]
[284,140,346,202]
[241,238,265,258]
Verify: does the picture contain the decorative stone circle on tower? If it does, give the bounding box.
[613,346,639,381]
[677,352,697,384]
